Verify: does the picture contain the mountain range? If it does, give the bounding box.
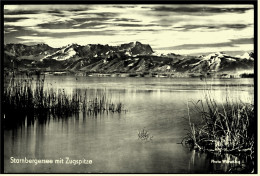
[4,41,254,77]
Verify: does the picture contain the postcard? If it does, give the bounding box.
[2,1,256,174]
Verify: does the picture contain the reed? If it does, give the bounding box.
[80,89,126,115]
[3,74,126,125]
[183,90,254,155]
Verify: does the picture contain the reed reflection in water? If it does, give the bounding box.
[4,76,254,173]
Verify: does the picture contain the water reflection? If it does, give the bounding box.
[4,77,254,173]
[187,149,255,173]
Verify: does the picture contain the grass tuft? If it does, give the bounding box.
[138,128,153,141]
[183,90,254,155]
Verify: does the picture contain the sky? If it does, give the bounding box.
[4,4,254,55]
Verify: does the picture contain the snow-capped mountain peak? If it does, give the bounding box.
[235,52,254,61]
[203,52,227,60]
[41,44,78,61]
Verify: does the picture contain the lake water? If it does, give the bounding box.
[4,76,254,173]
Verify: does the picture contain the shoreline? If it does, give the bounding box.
[4,69,254,79]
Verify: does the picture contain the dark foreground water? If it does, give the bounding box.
[4,76,254,173]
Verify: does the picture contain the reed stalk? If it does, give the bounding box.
[184,90,254,155]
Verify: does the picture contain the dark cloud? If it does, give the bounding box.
[156,38,253,50]
[37,21,74,29]
[230,37,254,44]
[37,20,107,29]
[114,23,170,29]
[152,6,253,15]
[4,10,40,15]
[4,26,36,42]
[4,25,24,31]
[4,6,92,15]
[174,24,252,31]
[158,43,233,50]
[76,12,117,18]
[4,17,29,22]
[47,9,62,14]
[68,8,92,12]
[125,29,158,32]
[46,31,116,37]
[36,16,158,30]
[16,30,116,39]
[72,17,111,23]
[4,23,117,44]
[115,23,156,27]
[224,24,252,29]
[51,13,67,17]
[112,5,136,9]
[77,22,108,28]
[113,18,141,23]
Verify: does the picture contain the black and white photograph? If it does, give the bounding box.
[1,1,257,174]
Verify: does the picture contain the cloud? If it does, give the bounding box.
[152,5,253,15]
[4,13,59,27]
[174,24,252,31]
[14,34,150,47]
[113,18,142,23]
[16,35,51,41]
[75,23,108,29]
[115,23,159,27]
[158,44,253,55]
[4,10,39,15]
[75,12,117,18]
[4,5,92,13]
[25,27,107,33]
[4,17,29,22]
[112,5,137,9]
[231,38,254,44]
[3,4,254,55]
[156,38,254,50]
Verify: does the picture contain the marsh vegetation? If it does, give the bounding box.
[3,73,126,128]
[182,87,255,173]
